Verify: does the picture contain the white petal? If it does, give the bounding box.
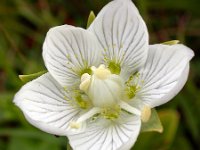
[137,44,194,107]
[43,25,103,88]
[13,73,81,136]
[68,113,141,150]
[88,0,149,76]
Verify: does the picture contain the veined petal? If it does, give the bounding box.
[43,25,103,88]
[137,44,194,107]
[88,0,149,76]
[13,73,81,136]
[68,113,141,150]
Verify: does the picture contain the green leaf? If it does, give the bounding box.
[86,11,95,29]
[162,40,180,45]
[141,109,163,133]
[19,70,47,83]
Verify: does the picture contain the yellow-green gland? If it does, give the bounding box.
[108,61,121,75]
[126,85,138,99]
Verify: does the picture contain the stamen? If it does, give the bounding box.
[93,64,111,80]
[91,66,97,72]
[69,122,81,129]
[119,101,141,116]
[79,73,91,92]
[98,64,106,69]
[77,107,101,122]
[81,73,91,82]
[141,105,151,122]
[69,107,101,129]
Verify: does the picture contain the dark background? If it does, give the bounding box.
[0,0,199,149]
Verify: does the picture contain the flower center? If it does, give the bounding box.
[80,64,123,107]
[69,64,143,130]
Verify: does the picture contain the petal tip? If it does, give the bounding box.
[176,44,195,60]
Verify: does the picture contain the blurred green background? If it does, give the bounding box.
[0,0,199,150]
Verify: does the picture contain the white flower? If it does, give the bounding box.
[13,0,194,149]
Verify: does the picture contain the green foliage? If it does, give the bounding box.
[86,11,95,29]
[19,70,47,83]
[0,0,199,149]
[0,128,66,150]
[162,40,180,45]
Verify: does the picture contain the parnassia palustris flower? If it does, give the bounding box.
[14,0,194,149]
